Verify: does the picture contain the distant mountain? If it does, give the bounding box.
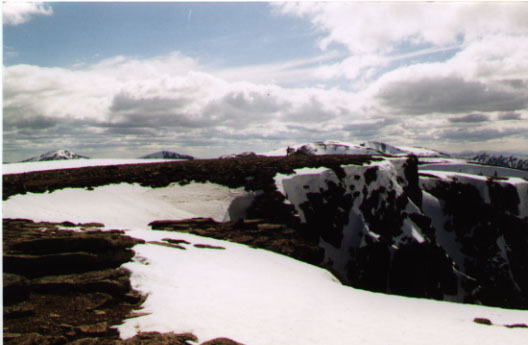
[140,151,194,160]
[21,149,89,162]
[471,152,528,171]
[266,140,449,158]
[219,152,258,159]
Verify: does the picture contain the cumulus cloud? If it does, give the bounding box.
[3,53,368,160]
[438,126,528,142]
[448,113,490,123]
[377,75,527,115]
[3,2,53,25]
[275,2,528,54]
[275,2,528,112]
[4,2,528,160]
[498,112,522,121]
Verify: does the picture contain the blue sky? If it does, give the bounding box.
[3,2,528,161]
[4,2,328,69]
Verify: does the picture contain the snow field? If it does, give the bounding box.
[118,229,528,345]
[2,158,181,175]
[2,182,248,228]
[2,164,528,344]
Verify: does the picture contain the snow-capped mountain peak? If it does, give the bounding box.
[21,149,89,162]
[140,151,194,160]
[266,140,449,158]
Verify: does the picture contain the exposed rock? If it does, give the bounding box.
[473,317,493,325]
[75,323,109,336]
[4,305,35,319]
[122,332,198,345]
[6,332,67,345]
[161,238,191,245]
[149,218,324,266]
[3,273,31,305]
[2,220,145,345]
[3,154,377,200]
[505,323,528,328]
[147,241,186,250]
[201,338,245,345]
[193,244,226,250]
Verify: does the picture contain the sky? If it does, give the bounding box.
[2,1,528,161]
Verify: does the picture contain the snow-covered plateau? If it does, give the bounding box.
[2,158,182,175]
[3,142,528,344]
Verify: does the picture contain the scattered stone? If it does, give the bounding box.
[257,223,283,231]
[149,218,323,266]
[124,311,151,319]
[147,241,186,250]
[4,305,35,319]
[3,220,146,344]
[123,331,198,345]
[80,223,105,228]
[3,273,31,305]
[6,332,67,345]
[75,322,108,336]
[161,238,191,245]
[201,338,245,345]
[473,317,493,325]
[3,333,22,341]
[504,323,528,328]
[193,244,226,250]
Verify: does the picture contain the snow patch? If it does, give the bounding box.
[2,182,249,228]
[3,158,183,175]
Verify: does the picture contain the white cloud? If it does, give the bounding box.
[4,2,528,160]
[3,53,367,160]
[3,2,53,25]
[275,2,528,54]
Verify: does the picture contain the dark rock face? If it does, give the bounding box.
[423,177,528,308]
[280,156,528,309]
[472,152,528,171]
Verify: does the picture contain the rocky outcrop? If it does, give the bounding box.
[4,153,527,312]
[149,217,324,266]
[3,219,246,344]
[3,155,378,200]
[420,174,528,308]
[276,155,528,309]
[472,152,528,171]
[3,219,146,344]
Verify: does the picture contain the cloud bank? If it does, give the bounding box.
[3,2,528,161]
[3,2,53,25]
